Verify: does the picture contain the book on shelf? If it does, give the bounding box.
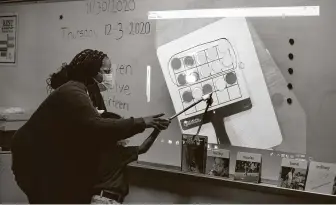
[234,152,262,183]
[278,158,308,191]
[305,161,336,194]
[206,148,230,178]
[181,134,208,174]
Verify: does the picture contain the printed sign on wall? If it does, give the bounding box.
[0,14,17,65]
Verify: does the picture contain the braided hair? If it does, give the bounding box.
[46,49,107,92]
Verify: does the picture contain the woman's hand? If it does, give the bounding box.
[143,113,170,130]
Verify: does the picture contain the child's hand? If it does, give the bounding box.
[117,139,129,146]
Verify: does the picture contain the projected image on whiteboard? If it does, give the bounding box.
[157,18,283,150]
[168,38,249,116]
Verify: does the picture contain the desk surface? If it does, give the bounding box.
[0,121,26,131]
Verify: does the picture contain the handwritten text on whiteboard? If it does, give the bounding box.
[86,0,136,15]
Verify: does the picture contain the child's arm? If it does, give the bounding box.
[138,129,161,155]
[118,129,161,166]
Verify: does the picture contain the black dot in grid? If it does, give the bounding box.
[184,56,195,67]
[289,39,295,45]
[182,91,193,103]
[288,68,294,75]
[287,83,293,90]
[177,73,186,85]
[226,72,237,85]
[171,58,181,70]
[202,84,213,95]
[288,53,294,60]
[287,98,293,105]
[59,15,63,20]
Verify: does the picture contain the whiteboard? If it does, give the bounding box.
[0,0,336,181]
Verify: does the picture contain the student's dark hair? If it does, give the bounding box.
[46,49,107,92]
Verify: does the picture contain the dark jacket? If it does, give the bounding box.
[11,81,146,204]
[87,83,138,201]
[87,83,121,119]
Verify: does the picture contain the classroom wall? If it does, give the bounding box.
[1,0,336,203]
[0,0,336,168]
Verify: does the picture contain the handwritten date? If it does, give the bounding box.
[86,0,135,15]
[105,21,151,40]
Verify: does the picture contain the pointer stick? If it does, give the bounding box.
[169,98,204,121]
[169,92,214,121]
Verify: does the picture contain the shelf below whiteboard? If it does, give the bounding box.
[129,161,336,203]
[1,152,335,202]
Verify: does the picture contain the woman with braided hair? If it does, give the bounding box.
[11,49,170,204]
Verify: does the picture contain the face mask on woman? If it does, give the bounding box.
[102,72,113,86]
[93,72,113,92]
[93,58,114,92]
